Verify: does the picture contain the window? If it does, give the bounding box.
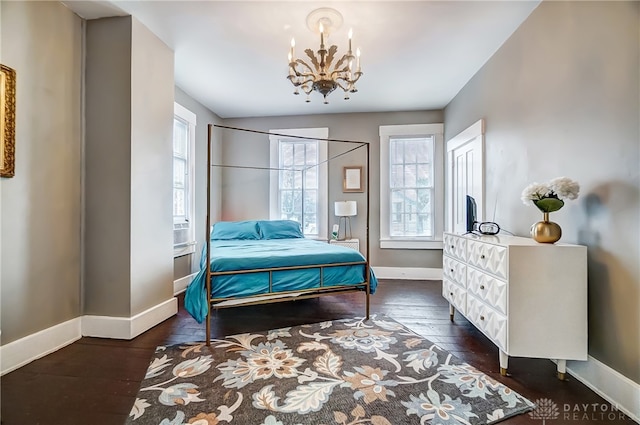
[173,103,196,257]
[269,128,328,239]
[379,124,444,249]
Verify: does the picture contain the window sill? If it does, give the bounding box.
[379,239,443,250]
[174,242,196,258]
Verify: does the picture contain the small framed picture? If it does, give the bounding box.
[343,166,363,192]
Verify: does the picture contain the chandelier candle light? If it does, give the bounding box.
[288,8,363,104]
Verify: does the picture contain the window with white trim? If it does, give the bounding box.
[173,103,196,257]
[379,124,444,249]
[269,128,328,239]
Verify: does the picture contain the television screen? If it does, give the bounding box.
[466,195,477,233]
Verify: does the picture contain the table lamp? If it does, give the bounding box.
[334,201,357,240]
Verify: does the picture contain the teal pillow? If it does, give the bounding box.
[258,220,304,239]
[211,221,261,240]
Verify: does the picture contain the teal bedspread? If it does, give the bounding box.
[184,239,377,323]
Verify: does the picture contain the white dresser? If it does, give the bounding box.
[442,232,587,379]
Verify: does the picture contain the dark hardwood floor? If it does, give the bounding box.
[2,280,636,424]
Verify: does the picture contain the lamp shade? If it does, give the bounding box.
[335,201,357,217]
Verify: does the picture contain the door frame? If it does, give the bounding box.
[445,119,485,233]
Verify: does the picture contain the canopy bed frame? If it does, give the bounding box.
[190,124,374,346]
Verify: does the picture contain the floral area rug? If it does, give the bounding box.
[126,314,534,425]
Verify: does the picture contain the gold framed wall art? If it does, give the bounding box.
[343,166,363,192]
[1,64,16,178]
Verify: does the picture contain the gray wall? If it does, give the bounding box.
[130,18,175,315]
[0,1,83,344]
[85,16,174,317]
[174,87,223,278]
[223,111,444,267]
[445,1,639,383]
[84,16,133,317]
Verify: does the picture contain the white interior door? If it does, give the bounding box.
[446,120,485,234]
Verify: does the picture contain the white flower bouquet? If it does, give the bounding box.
[521,177,580,213]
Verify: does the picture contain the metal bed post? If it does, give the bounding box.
[365,141,370,320]
[206,124,212,346]
[301,168,305,232]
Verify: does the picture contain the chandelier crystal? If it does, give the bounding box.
[287,9,363,104]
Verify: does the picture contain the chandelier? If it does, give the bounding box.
[287,8,363,104]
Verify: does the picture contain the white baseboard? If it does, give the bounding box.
[566,356,640,423]
[0,317,82,376]
[1,298,178,375]
[174,272,197,295]
[82,297,177,340]
[372,266,442,281]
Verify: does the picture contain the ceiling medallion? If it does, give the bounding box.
[287,7,363,104]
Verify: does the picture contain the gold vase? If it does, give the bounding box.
[530,212,562,243]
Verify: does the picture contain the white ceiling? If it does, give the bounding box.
[64,1,541,119]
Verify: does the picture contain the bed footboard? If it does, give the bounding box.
[204,261,371,346]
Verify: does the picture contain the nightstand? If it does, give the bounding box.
[329,238,360,251]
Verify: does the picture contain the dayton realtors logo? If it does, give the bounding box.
[529,398,629,422]
[529,399,560,424]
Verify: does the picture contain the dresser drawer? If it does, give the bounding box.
[443,278,466,315]
[443,233,466,261]
[467,268,507,315]
[466,240,507,279]
[443,255,466,287]
[467,295,507,351]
